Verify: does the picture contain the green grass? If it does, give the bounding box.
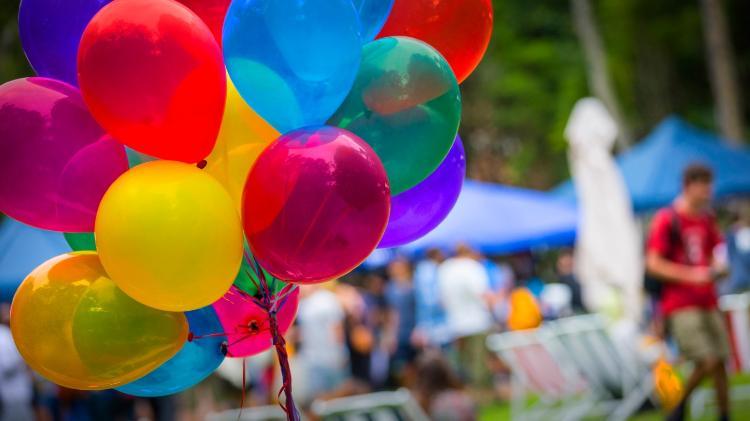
[480,373,750,420]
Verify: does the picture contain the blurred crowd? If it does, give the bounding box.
[1,197,749,421]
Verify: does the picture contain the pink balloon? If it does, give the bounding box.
[242,126,391,284]
[212,286,299,358]
[0,77,128,232]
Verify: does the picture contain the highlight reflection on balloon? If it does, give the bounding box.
[242,126,391,284]
[0,77,128,232]
[10,253,187,390]
[352,0,395,41]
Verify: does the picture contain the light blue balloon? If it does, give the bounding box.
[352,0,394,41]
[116,307,225,397]
[223,0,362,133]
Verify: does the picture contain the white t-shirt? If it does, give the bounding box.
[0,324,33,406]
[437,257,493,339]
[296,289,347,368]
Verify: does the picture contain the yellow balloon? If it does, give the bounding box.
[95,160,243,311]
[10,253,187,390]
[205,79,279,210]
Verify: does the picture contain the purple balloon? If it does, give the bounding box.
[378,136,465,248]
[0,77,129,232]
[19,0,112,86]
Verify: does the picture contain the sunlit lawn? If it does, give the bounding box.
[480,373,750,420]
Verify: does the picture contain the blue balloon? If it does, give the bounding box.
[352,0,394,41]
[116,307,225,397]
[223,0,362,133]
[18,0,112,86]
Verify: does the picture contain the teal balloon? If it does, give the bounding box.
[116,307,225,397]
[65,232,96,251]
[329,37,461,194]
[222,0,362,133]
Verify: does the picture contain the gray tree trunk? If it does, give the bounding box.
[700,0,745,144]
[571,0,633,150]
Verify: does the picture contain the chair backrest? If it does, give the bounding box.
[486,329,584,399]
[311,389,429,421]
[547,314,642,399]
[206,405,293,421]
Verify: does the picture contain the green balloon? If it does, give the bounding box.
[234,244,287,297]
[65,232,96,251]
[329,36,462,194]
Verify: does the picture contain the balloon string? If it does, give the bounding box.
[238,357,247,421]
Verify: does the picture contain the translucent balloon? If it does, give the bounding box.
[352,0,394,41]
[10,253,187,390]
[242,126,391,284]
[212,286,299,358]
[379,136,465,248]
[0,78,128,232]
[223,0,362,133]
[95,161,243,312]
[377,0,493,83]
[18,0,112,85]
[177,0,230,43]
[78,0,226,163]
[329,37,461,194]
[204,79,279,211]
[116,307,225,397]
[65,232,96,251]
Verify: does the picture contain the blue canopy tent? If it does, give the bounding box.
[403,180,578,255]
[556,117,750,212]
[0,218,70,302]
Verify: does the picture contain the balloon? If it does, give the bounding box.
[95,161,243,311]
[379,136,465,248]
[329,37,461,194]
[177,0,230,43]
[242,126,391,284]
[77,0,226,163]
[376,0,493,83]
[116,306,225,397]
[205,79,279,211]
[65,232,96,251]
[352,0,395,41]
[234,247,287,297]
[10,253,187,390]
[18,0,112,86]
[212,286,299,358]
[0,78,128,232]
[222,0,362,133]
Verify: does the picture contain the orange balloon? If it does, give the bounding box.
[204,79,279,210]
[10,253,188,390]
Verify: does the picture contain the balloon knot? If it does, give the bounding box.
[248,320,260,333]
[187,332,194,342]
[197,160,207,169]
[220,341,228,356]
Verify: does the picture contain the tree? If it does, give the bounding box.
[699,0,744,144]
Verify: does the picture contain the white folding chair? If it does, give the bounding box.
[547,314,656,421]
[207,405,300,421]
[311,389,429,421]
[486,328,593,421]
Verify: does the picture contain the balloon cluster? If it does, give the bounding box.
[3,0,492,415]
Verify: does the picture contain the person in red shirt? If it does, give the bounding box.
[647,164,729,421]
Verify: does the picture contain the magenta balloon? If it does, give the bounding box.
[0,78,128,232]
[242,126,391,284]
[378,136,465,248]
[212,286,299,358]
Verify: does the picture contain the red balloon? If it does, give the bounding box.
[177,0,230,44]
[242,126,391,284]
[376,0,493,83]
[78,0,226,163]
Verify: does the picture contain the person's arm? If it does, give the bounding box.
[646,250,711,284]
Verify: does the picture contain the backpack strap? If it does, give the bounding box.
[665,207,682,261]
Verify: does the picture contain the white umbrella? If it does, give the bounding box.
[565,97,643,321]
